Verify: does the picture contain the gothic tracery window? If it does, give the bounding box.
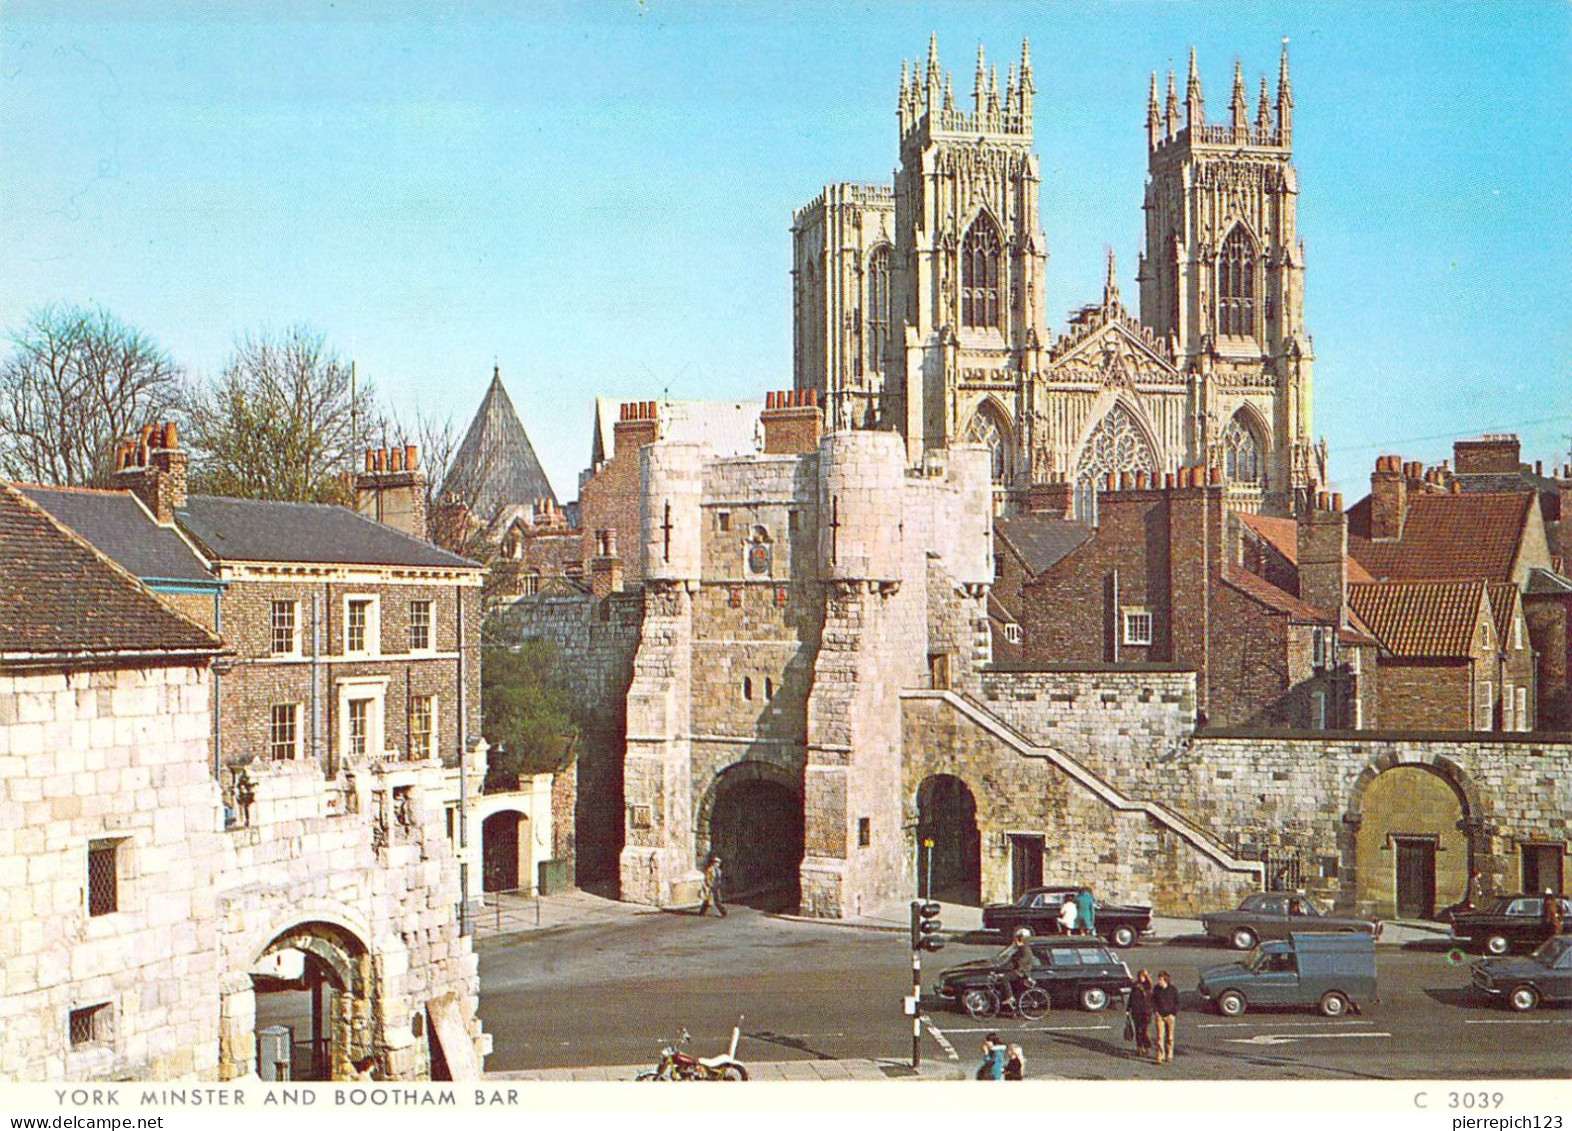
[1219,226,1256,337]
[867,245,892,371]
[961,216,1002,329]
[1223,412,1265,486]
[1073,404,1159,521]
[966,406,1012,484]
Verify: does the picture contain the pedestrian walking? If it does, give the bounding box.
[1127,970,1155,1059]
[976,1033,1006,1080]
[1003,1044,1025,1080]
[1076,887,1097,937]
[1543,890,1564,936]
[698,856,727,917]
[1152,970,1179,1065]
[1057,894,1078,936]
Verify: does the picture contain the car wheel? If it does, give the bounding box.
[1107,925,1137,949]
[719,1065,748,1081]
[962,988,998,1021]
[1080,986,1110,1012]
[1484,934,1510,956]
[1216,990,1246,1018]
[1507,985,1540,1013]
[1319,991,1349,1018]
[1230,928,1258,951]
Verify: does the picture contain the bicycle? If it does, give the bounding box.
[962,972,1050,1021]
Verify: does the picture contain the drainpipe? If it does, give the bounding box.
[457,587,471,932]
[1110,568,1120,664]
[212,588,223,779]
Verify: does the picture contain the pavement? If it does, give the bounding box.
[489,1058,965,1082]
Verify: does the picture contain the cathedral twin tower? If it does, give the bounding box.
[792,36,1324,518]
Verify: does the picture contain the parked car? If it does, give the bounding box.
[1196,932,1376,1018]
[981,885,1154,948]
[1199,892,1382,951]
[932,938,1135,1013]
[1450,894,1572,955]
[1470,934,1572,1012]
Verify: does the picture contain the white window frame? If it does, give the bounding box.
[1514,616,1524,651]
[1003,622,1023,646]
[269,702,301,760]
[1515,685,1528,732]
[336,676,388,764]
[343,594,381,658]
[409,599,433,653]
[270,600,301,657]
[1311,627,1330,670]
[1122,608,1153,646]
[409,694,438,760]
[1477,679,1494,730]
[1310,689,1327,731]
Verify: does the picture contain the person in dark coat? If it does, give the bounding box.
[1003,1044,1025,1080]
[699,856,727,917]
[1127,969,1155,1058]
[1152,970,1180,1064]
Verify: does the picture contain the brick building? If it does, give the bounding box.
[1014,472,1376,729]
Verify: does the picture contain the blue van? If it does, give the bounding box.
[1197,931,1376,1018]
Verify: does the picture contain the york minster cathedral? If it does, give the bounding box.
[792,36,1326,517]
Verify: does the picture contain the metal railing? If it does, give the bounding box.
[475,885,543,936]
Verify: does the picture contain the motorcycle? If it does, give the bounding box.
[636,1017,749,1081]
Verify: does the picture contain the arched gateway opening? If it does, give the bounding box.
[1350,761,1475,920]
[916,774,981,905]
[482,809,532,893]
[250,921,370,1081]
[698,762,804,910]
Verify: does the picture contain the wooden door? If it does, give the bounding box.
[1395,837,1437,920]
[1010,835,1044,901]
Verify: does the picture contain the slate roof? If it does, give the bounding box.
[1347,492,1532,582]
[1220,564,1338,623]
[1237,512,1375,584]
[1453,469,1561,521]
[996,514,1094,576]
[176,495,479,570]
[1526,567,1572,596]
[20,485,213,583]
[1,482,222,662]
[445,368,558,517]
[1346,579,1488,658]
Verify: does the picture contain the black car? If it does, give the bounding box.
[1470,934,1572,1011]
[932,938,1135,1014]
[981,886,1154,948]
[1451,894,1571,955]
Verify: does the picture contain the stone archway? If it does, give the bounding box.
[696,761,804,908]
[248,921,372,1081]
[482,809,532,893]
[916,773,982,905]
[1346,758,1480,921]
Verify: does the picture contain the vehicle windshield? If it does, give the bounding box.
[1244,946,1267,971]
[1530,935,1571,966]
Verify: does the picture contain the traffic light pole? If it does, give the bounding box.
[911,946,922,1069]
[908,900,942,1070]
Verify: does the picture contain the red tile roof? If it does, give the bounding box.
[1486,582,1519,640]
[1348,492,1532,582]
[1237,511,1374,583]
[1,482,222,664]
[1345,579,1489,658]
[1221,564,1338,623]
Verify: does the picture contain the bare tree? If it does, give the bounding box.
[183,325,378,504]
[0,304,184,485]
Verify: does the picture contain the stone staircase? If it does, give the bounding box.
[906,689,1264,884]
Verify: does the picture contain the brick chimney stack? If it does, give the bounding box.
[1453,434,1522,475]
[114,421,187,525]
[614,400,660,458]
[1022,472,1076,519]
[760,389,823,455]
[1557,463,1572,568]
[590,528,623,598]
[354,444,428,541]
[1368,454,1408,541]
[1297,488,1348,625]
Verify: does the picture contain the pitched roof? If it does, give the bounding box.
[1237,511,1374,584]
[1220,564,1338,623]
[1346,579,1489,658]
[996,514,1094,576]
[176,496,479,570]
[445,368,558,516]
[1347,492,1532,582]
[1486,582,1518,639]
[1,482,222,663]
[20,485,213,583]
[1526,567,1572,596]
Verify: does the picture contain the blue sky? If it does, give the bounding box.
[1,1,1567,498]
